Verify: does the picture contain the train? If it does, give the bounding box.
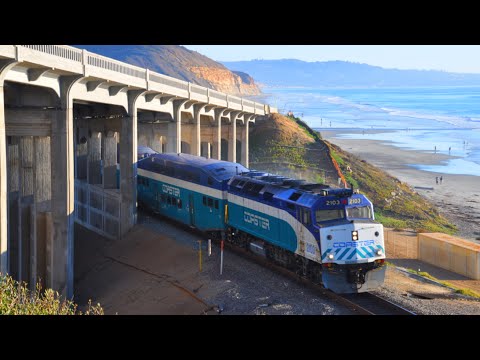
[136,149,386,293]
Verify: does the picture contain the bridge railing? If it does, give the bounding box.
[149,72,189,97]
[255,102,264,113]
[17,45,84,73]
[2,45,271,115]
[242,99,255,113]
[228,95,243,111]
[20,45,83,62]
[209,89,228,106]
[0,45,16,58]
[86,52,147,87]
[190,83,208,102]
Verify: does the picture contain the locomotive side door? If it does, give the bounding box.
[296,206,306,257]
[189,194,195,227]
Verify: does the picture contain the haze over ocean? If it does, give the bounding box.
[265,86,480,176]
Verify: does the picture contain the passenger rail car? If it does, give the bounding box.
[137,152,248,233]
[137,151,386,294]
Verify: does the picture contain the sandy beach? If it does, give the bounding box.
[321,130,480,241]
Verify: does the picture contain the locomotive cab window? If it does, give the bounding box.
[215,200,219,209]
[299,208,311,226]
[208,198,213,207]
[346,206,372,220]
[316,209,345,223]
[289,192,302,201]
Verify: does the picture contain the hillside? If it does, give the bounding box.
[250,113,456,234]
[250,113,339,185]
[224,59,480,87]
[76,45,261,96]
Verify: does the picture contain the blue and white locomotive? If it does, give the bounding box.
[137,151,386,294]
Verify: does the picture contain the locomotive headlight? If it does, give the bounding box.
[352,231,358,241]
[328,254,334,260]
[376,249,383,255]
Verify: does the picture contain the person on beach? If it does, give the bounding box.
[436,176,439,184]
[434,145,437,153]
[449,147,451,154]
[440,176,443,184]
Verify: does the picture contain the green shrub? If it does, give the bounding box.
[0,274,103,315]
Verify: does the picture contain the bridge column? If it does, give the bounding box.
[88,131,102,185]
[167,100,187,153]
[213,109,224,160]
[228,112,240,162]
[49,76,81,298]
[241,119,250,168]
[0,85,6,274]
[102,131,117,189]
[150,133,163,153]
[0,60,16,274]
[193,104,206,156]
[201,142,211,158]
[120,91,142,236]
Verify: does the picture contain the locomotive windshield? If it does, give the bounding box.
[346,206,372,220]
[315,209,345,223]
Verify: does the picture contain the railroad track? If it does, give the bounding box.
[220,239,416,315]
[139,210,415,315]
[340,293,415,315]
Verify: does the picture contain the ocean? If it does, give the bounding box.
[264,86,480,176]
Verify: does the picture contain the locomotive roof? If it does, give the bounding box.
[139,152,249,181]
[229,173,354,207]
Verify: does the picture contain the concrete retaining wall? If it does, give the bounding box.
[418,233,480,280]
[384,228,418,259]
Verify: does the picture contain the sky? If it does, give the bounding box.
[183,45,480,74]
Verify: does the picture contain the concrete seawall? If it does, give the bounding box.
[384,228,480,280]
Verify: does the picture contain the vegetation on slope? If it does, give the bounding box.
[327,142,456,234]
[285,114,322,142]
[250,113,318,169]
[0,274,103,315]
[250,113,456,234]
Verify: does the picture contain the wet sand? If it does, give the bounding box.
[321,130,480,241]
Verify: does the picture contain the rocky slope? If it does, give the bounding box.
[76,45,261,96]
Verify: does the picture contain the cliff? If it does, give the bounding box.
[75,45,261,96]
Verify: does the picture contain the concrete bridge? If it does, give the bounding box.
[0,45,276,298]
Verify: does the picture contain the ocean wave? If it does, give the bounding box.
[314,94,480,129]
